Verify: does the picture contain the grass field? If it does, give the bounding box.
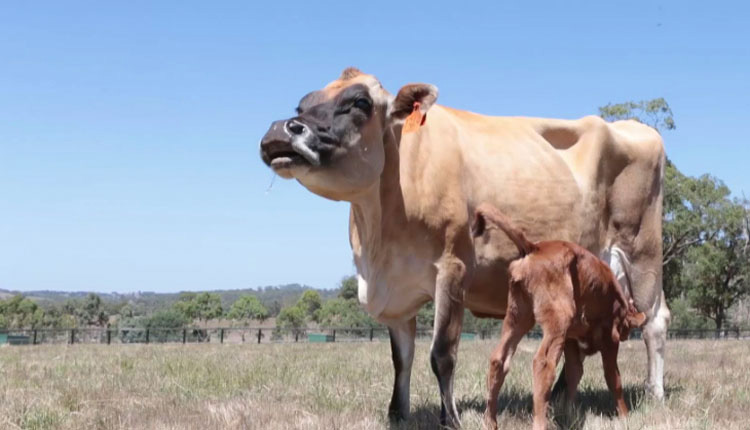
[1,339,748,430]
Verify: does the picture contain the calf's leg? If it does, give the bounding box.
[562,340,584,407]
[601,342,628,417]
[484,310,533,430]
[532,331,566,430]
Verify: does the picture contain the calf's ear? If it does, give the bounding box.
[388,83,439,122]
[627,312,647,328]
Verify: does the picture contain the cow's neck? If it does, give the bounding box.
[349,128,406,280]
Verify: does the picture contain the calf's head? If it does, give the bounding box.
[259,67,438,201]
[612,299,647,343]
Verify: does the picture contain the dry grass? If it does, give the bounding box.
[1,339,749,429]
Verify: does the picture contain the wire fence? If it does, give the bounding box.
[1,326,750,346]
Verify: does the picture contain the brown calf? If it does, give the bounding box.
[473,203,646,430]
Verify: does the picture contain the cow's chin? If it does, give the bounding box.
[269,156,312,179]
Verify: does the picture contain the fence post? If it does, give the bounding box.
[220,328,224,344]
[257,328,262,344]
[295,332,298,342]
[182,328,187,344]
[107,330,111,345]
[146,329,150,344]
[33,330,37,345]
[70,329,75,345]
[370,327,374,342]
[332,329,336,343]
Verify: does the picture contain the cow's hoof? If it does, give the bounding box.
[440,414,462,429]
[645,381,665,400]
[387,408,408,423]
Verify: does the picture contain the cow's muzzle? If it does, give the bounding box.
[260,119,321,169]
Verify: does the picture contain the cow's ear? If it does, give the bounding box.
[388,83,439,122]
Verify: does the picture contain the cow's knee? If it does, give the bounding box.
[430,337,458,375]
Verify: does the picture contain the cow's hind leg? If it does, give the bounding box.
[388,317,417,421]
[430,256,467,428]
[605,245,670,400]
[643,290,670,400]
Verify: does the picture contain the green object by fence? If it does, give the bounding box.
[460,332,476,341]
[308,333,334,343]
[0,333,31,345]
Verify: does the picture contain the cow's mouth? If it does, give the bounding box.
[269,150,305,169]
[263,139,320,170]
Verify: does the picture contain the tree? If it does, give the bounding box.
[662,173,738,298]
[0,295,45,328]
[193,292,223,324]
[667,296,715,330]
[146,309,190,342]
[338,276,358,300]
[78,293,108,326]
[172,292,199,320]
[297,290,322,323]
[598,98,675,131]
[267,300,282,317]
[682,197,750,330]
[276,305,307,336]
[119,309,191,343]
[315,298,377,328]
[227,295,269,324]
[147,309,190,329]
[172,292,223,325]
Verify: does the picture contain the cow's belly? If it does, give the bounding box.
[464,263,511,318]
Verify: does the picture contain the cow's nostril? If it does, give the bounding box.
[286,120,306,135]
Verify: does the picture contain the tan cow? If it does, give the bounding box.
[259,68,671,427]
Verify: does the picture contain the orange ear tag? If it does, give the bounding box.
[402,102,425,133]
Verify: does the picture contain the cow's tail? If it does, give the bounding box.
[471,203,537,257]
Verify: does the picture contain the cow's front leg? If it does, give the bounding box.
[388,317,416,421]
[431,256,467,428]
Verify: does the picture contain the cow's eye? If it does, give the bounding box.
[353,98,371,111]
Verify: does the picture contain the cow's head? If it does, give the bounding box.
[259,67,438,201]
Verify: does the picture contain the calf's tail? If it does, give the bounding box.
[471,203,537,256]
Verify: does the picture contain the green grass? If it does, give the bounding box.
[1,339,748,429]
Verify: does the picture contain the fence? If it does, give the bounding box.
[1,326,749,346]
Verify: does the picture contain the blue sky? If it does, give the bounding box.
[1,1,747,293]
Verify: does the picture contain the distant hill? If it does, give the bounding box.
[0,284,339,315]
